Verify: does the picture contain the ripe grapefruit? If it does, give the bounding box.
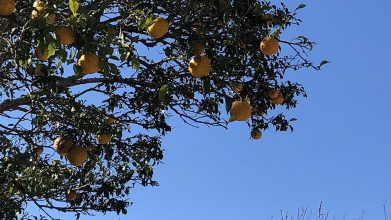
[0,0,15,16]
[66,146,88,166]
[53,136,73,156]
[230,101,252,121]
[188,56,211,78]
[77,53,100,74]
[260,37,279,56]
[147,17,169,39]
[55,26,75,45]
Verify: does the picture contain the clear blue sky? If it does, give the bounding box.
[31,0,391,219]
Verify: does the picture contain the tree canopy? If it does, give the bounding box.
[0,0,324,219]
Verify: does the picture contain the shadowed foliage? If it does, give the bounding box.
[0,0,323,219]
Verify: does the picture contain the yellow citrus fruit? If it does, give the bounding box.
[188,56,211,78]
[33,146,44,155]
[190,41,205,56]
[251,129,262,140]
[66,190,77,201]
[232,82,243,93]
[35,47,49,61]
[77,53,100,74]
[147,17,169,39]
[53,136,73,156]
[46,13,56,24]
[55,26,75,45]
[66,146,88,166]
[0,0,16,16]
[267,88,279,99]
[271,95,284,105]
[230,101,252,121]
[97,134,112,145]
[260,37,279,55]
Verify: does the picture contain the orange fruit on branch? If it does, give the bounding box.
[97,134,112,145]
[77,53,100,74]
[66,190,77,201]
[53,136,73,156]
[260,37,279,55]
[55,26,75,45]
[35,47,49,61]
[251,129,262,140]
[66,146,88,166]
[0,0,16,16]
[230,101,252,121]
[267,88,279,99]
[147,17,169,39]
[188,55,211,78]
[271,95,284,105]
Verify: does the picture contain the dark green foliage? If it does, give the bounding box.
[0,0,322,218]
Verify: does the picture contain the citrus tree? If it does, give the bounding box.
[0,0,326,219]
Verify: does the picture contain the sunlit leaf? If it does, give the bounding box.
[69,0,79,17]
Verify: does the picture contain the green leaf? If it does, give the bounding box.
[73,64,82,75]
[57,60,63,69]
[271,29,281,38]
[47,43,56,59]
[202,79,211,94]
[319,60,330,67]
[164,47,172,57]
[137,15,154,30]
[69,0,79,17]
[132,57,140,70]
[69,51,75,59]
[57,49,68,61]
[109,63,119,75]
[296,4,306,10]
[196,106,203,113]
[159,85,168,101]
[144,16,154,28]
[293,36,309,42]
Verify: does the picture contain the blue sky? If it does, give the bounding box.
[30,0,391,219]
